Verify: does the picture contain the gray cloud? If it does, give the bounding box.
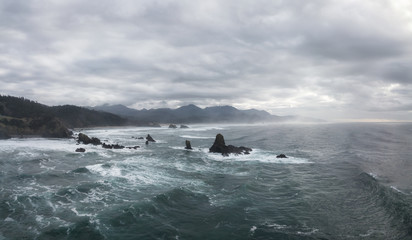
[1,0,412,121]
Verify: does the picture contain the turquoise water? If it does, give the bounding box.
[1,123,412,239]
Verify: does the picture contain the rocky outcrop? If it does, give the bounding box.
[169,124,177,129]
[102,143,125,149]
[185,140,192,150]
[180,125,189,129]
[0,129,11,139]
[209,133,252,156]
[276,154,287,158]
[78,133,101,145]
[75,148,86,152]
[146,134,156,142]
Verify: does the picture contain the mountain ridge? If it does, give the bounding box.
[90,104,291,124]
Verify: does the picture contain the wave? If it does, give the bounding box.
[180,135,215,139]
[72,167,91,174]
[250,222,320,239]
[203,148,312,164]
[357,172,412,238]
[37,218,104,240]
[101,187,210,239]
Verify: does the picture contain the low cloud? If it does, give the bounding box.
[1,0,412,121]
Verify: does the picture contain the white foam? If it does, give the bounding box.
[71,207,94,217]
[180,135,215,139]
[178,125,225,132]
[390,186,406,194]
[297,228,319,236]
[0,138,75,153]
[368,172,378,179]
[205,148,312,164]
[266,223,288,229]
[4,217,15,222]
[86,164,123,178]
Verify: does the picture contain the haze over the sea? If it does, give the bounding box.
[0,0,411,122]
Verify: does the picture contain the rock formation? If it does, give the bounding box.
[75,148,86,152]
[276,154,288,158]
[169,124,177,129]
[78,133,101,145]
[180,125,189,129]
[185,140,192,150]
[102,143,125,149]
[146,134,156,142]
[209,133,252,156]
[0,129,11,139]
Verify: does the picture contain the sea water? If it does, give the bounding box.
[0,123,412,239]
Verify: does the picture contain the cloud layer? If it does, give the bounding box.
[1,0,412,121]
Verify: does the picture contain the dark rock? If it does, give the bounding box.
[185,140,192,150]
[102,143,125,149]
[276,154,287,158]
[209,133,226,153]
[0,129,11,139]
[209,134,252,156]
[169,124,177,129]
[112,144,125,149]
[180,125,189,129]
[146,134,156,142]
[145,140,149,145]
[78,133,101,145]
[126,146,140,149]
[138,137,144,139]
[75,148,86,152]
[102,143,112,149]
[72,167,90,173]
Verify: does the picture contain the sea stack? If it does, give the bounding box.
[146,134,156,142]
[185,140,192,150]
[209,133,252,156]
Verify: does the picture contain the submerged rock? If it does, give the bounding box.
[276,154,287,158]
[209,133,252,156]
[169,124,177,129]
[180,125,189,129]
[185,140,192,150]
[126,146,140,149]
[146,134,156,142]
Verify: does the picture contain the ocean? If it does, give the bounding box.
[0,123,412,240]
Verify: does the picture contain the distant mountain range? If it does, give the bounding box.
[89,104,302,124]
[0,95,320,139]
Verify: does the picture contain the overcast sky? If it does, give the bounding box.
[1,0,412,121]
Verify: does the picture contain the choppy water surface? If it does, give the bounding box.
[1,123,412,239]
